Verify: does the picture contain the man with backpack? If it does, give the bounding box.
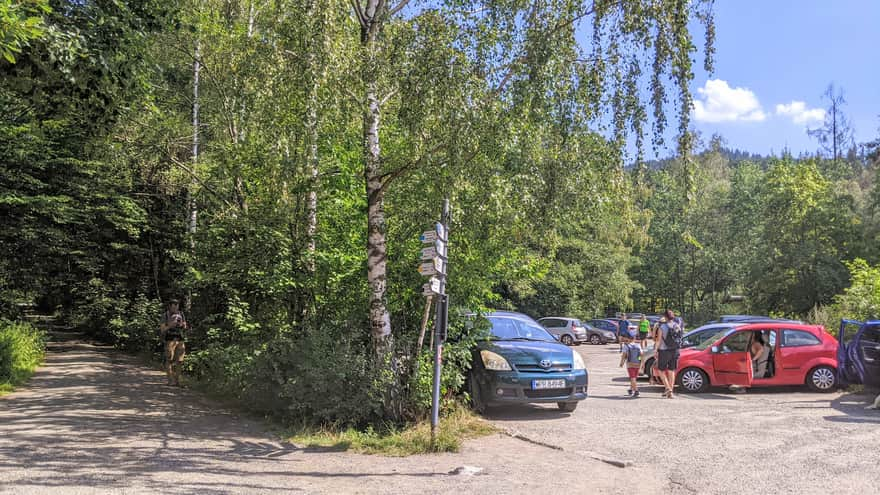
[657,309,683,398]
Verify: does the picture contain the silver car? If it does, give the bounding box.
[538,317,617,346]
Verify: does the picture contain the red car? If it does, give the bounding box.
[675,323,839,393]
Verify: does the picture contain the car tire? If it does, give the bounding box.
[643,358,654,379]
[589,334,601,345]
[468,372,487,414]
[677,367,709,393]
[561,334,574,346]
[557,402,578,412]
[806,365,837,392]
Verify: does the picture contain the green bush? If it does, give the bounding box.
[0,321,46,393]
[186,327,384,426]
[68,283,163,351]
[106,295,163,351]
[811,259,880,329]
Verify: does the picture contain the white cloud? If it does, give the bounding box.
[775,101,825,125]
[692,79,767,123]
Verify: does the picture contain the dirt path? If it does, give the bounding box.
[0,339,636,494]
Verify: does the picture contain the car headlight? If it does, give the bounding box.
[480,350,512,371]
[572,351,586,370]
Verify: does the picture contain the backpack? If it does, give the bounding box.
[625,344,641,364]
[662,321,683,350]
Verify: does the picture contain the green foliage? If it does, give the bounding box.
[287,405,495,456]
[0,320,45,394]
[831,259,880,321]
[0,0,49,63]
[632,142,872,324]
[746,159,855,313]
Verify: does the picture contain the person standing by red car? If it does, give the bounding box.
[656,309,683,398]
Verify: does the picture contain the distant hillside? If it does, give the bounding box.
[632,147,773,170]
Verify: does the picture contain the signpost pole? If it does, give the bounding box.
[430,199,450,445]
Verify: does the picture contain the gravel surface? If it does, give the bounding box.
[484,342,880,495]
[3,338,876,494]
[0,339,631,495]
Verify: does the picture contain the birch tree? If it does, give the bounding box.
[347,0,715,364]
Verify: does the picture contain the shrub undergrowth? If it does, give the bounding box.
[287,405,495,456]
[0,321,46,394]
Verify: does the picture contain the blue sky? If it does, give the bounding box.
[683,0,880,157]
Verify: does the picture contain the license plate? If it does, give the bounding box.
[532,379,566,389]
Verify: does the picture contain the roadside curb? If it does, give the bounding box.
[501,428,633,468]
[501,428,563,450]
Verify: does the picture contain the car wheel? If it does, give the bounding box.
[643,358,654,379]
[589,334,601,345]
[561,334,574,346]
[677,367,709,393]
[468,372,486,414]
[557,402,578,412]
[806,365,837,392]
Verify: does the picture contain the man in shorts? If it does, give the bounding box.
[159,299,188,386]
[656,309,681,398]
[638,315,650,349]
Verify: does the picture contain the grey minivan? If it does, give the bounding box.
[538,317,616,346]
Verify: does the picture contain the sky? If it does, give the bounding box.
[682,0,880,157]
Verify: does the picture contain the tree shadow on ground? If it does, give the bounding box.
[0,342,447,494]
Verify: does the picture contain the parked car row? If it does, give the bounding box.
[465,310,877,416]
[538,317,617,345]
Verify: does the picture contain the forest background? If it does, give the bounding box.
[2,0,879,425]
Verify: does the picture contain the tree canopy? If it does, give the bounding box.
[3,1,879,425]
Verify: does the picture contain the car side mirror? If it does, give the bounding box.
[711,345,719,354]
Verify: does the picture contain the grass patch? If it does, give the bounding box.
[0,321,46,396]
[288,406,496,456]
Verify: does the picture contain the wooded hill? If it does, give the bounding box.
[2,1,878,425]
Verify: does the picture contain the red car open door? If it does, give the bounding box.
[712,330,753,387]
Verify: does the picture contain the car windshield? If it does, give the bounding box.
[488,317,556,342]
[692,328,737,351]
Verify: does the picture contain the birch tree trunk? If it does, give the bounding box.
[358,1,393,360]
[305,84,318,275]
[365,76,392,357]
[304,0,322,277]
[185,37,201,312]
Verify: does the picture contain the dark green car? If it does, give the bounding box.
[468,311,589,412]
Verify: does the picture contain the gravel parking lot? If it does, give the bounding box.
[485,342,880,495]
[2,339,877,494]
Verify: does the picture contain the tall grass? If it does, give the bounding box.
[287,405,496,456]
[0,321,46,395]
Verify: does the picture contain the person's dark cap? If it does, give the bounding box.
[168,299,180,305]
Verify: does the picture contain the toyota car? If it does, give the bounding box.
[468,311,588,413]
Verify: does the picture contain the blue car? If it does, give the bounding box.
[838,319,880,389]
[468,311,588,413]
